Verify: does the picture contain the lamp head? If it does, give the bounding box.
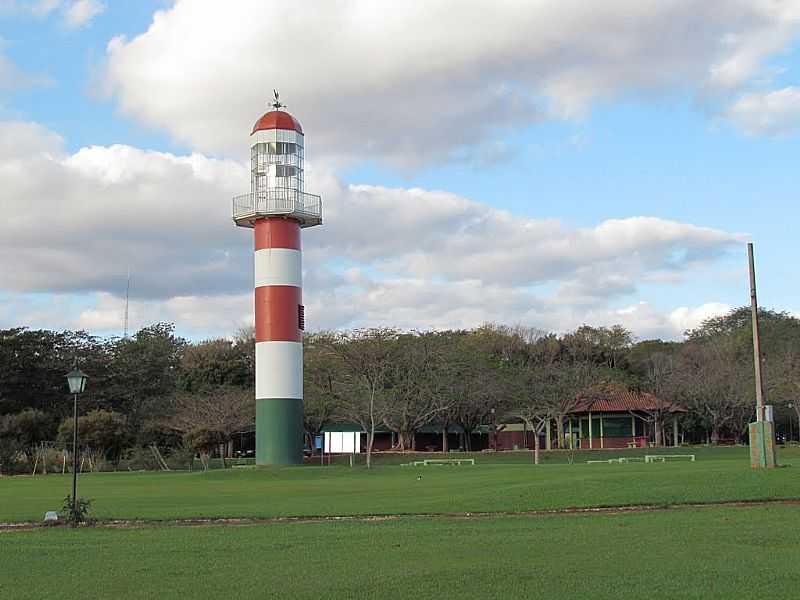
[66,365,88,395]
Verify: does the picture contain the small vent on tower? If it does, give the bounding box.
[298,304,305,331]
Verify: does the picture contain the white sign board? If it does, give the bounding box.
[324,431,361,454]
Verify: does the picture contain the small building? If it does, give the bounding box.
[564,389,686,449]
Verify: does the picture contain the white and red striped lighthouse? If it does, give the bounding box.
[233,94,322,465]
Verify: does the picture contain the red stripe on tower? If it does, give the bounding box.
[254,286,302,342]
[254,218,301,251]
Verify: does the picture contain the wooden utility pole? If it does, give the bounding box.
[747,243,766,422]
[747,242,776,468]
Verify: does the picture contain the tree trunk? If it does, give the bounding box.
[711,425,720,445]
[366,429,374,469]
[442,428,449,453]
[219,444,227,468]
[556,417,564,450]
[545,420,552,451]
[653,419,662,447]
[533,430,540,465]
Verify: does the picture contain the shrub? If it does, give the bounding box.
[1,409,54,448]
[57,409,131,461]
[119,446,160,471]
[60,495,94,526]
[0,409,56,475]
[184,428,225,454]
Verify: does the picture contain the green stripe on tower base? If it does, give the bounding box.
[256,398,304,465]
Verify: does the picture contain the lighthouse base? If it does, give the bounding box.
[256,398,304,465]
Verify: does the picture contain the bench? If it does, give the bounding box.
[402,458,476,466]
[423,458,475,466]
[586,457,645,465]
[644,454,695,463]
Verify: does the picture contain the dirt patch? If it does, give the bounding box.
[3,498,799,532]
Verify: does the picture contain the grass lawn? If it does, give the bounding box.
[2,505,799,600]
[1,446,799,523]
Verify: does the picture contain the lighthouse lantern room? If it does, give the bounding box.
[233,93,322,465]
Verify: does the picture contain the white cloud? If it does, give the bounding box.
[0,121,249,298]
[102,0,800,166]
[312,180,742,292]
[668,302,733,335]
[70,291,252,338]
[0,120,744,339]
[62,0,103,29]
[725,86,800,135]
[554,301,732,341]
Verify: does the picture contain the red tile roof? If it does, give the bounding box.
[569,390,686,414]
[251,110,304,135]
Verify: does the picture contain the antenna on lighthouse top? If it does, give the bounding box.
[271,89,286,111]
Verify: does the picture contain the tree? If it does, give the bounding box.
[58,409,131,461]
[323,328,398,468]
[0,328,109,418]
[0,409,55,474]
[513,360,602,464]
[672,336,751,444]
[383,332,451,451]
[170,386,254,465]
[178,338,253,391]
[562,324,633,370]
[0,409,54,450]
[678,307,800,443]
[104,323,186,436]
[303,333,340,449]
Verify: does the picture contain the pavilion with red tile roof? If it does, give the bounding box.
[564,389,686,449]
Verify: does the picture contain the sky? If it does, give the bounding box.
[1,0,799,342]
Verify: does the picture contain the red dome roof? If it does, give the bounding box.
[251,110,303,135]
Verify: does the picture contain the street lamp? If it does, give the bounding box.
[65,364,88,525]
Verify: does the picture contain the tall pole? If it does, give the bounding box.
[71,392,78,523]
[748,243,766,422]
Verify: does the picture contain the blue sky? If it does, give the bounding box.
[1,1,799,340]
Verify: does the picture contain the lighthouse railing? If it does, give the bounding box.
[232,188,322,227]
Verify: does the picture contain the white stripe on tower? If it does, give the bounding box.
[254,247,302,288]
[255,342,303,399]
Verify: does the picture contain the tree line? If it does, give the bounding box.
[1,307,798,472]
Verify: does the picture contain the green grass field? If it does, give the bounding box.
[1,446,799,523]
[2,506,799,599]
[2,447,799,599]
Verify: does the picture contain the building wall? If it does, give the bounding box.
[496,430,539,450]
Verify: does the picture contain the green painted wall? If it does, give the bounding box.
[256,398,304,465]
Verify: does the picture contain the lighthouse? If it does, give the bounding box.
[233,94,322,465]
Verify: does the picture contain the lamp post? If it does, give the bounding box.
[65,365,88,524]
